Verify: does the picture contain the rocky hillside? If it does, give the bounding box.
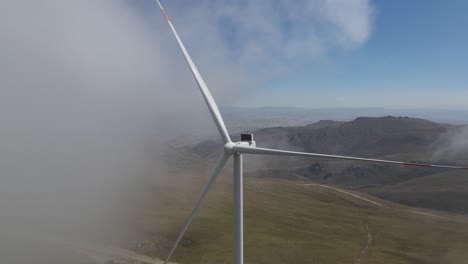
[191,116,468,213]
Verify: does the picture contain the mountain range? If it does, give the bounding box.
[190,116,468,213]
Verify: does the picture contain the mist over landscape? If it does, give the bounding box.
[1,0,468,264]
[0,1,220,262]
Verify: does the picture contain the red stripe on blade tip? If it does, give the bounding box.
[403,162,432,167]
[162,9,170,21]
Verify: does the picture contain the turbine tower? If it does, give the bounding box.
[154,1,468,263]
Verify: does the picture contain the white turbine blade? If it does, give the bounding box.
[164,153,230,264]
[155,0,231,144]
[232,145,468,169]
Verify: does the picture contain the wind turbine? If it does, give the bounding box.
[154,1,468,264]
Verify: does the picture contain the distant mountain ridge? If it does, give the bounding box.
[222,106,468,133]
[191,116,468,213]
[306,120,344,129]
[241,116,449,157]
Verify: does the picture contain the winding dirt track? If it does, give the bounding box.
[73,244,169,264]
[298,183,449,219]
[298,182,453,264]
[352,226,372,264]
[0,228,173,264]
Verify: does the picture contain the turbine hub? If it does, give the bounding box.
[224,142,236,155]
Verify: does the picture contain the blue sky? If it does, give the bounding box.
[250,0,468,108]
[138,0,468,109]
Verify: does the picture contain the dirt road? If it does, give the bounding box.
[298,183,448,219]
[352,226,372,264]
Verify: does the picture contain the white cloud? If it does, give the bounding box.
[320,0,375,47]
[0,0,230,252]
[164,0,375,68]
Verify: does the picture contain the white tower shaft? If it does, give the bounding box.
[233,154,244,264]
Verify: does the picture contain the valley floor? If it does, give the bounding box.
[133,172,468,264]
[6,172,467,264]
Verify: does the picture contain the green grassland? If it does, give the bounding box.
[134,170,468,264]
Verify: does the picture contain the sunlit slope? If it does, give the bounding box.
[137,175,468,264]
[370,170,468,213]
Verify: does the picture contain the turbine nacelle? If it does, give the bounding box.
[224,134,256,155]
